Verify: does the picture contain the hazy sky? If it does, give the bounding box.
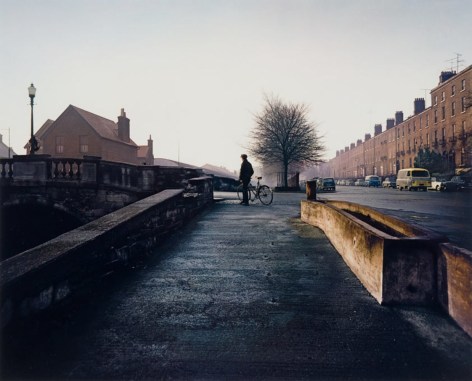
[1,0,471,171]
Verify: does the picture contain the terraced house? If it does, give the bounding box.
[325,64,472,179]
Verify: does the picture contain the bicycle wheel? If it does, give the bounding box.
[237,184,256,202]
[258,185,273,205]
[236,184,243,201]
[249,186,256,202]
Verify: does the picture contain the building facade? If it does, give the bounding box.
[30,105,154,165]
[324,65,472,179]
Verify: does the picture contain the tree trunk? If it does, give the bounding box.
[284,163,289,188]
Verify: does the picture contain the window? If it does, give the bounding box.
[79,135,89,153]
[462,79,466,91]
[452,85,456,96]
[434,95,438,105]
[441,106,445,120]
[442,127,446,139]
[419,116,422,129]
[55,136,64,153]
[426,114,429,127]
[413,121,416,132]
[462,97,467,112]
[426,133,429,145]
[452,101,456,116]
[452,124,456,136]
[441,91,445,102]
[434,109,438,123]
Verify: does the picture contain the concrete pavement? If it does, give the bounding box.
[2,192,471,380]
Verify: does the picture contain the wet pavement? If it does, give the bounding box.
[2,192,472,380]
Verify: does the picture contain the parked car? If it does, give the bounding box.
[450,176,466,189]
[354,179,365,186]
[382,177,396,188]
[316,177,336,192]
[429,177,457,191]
[365,175,381,187]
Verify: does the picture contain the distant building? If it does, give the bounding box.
[0,133,16,158]
[323,65,472,178]
[137,135,155,165]
[28,105,154,165]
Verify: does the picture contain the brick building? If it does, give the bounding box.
[29,105,154,165]
[323,65,472,179]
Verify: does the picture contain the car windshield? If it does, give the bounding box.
[412,170,430,177]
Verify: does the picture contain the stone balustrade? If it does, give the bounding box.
[0,155,205,194]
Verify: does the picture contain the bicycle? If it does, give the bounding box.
[237,177,273,205]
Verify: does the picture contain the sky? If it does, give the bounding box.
[1,0,471,172]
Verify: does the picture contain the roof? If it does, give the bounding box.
[0,135,16,158]
[153,158,199,168]
[71,105,137,146]
[35,119,55,139]
[36,105,138,147]
[152,159,238,179]
[201,164,238,179]
[137,146,149,158]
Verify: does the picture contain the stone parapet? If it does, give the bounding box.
[301,200,472,337]
[0,185,213,329]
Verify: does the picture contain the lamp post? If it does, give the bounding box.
[28,83,39,155]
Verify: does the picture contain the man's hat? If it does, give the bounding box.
[241,154,248,159]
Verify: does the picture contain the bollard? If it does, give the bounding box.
[306,180,317,200]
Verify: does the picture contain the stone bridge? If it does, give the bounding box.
[0,155,210,259]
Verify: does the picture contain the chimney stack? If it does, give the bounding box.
[117,108,130,142]
[365,133,371,141]
[357,139,362,146]
[414,98,425,115]
[350,142,355,149]
[374,124,382,136]
[395,111,404,125]
[147,135,154,163]
[439,71,456,84]
[386,118,395,129]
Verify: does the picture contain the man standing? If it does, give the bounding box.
[239,154,254,205]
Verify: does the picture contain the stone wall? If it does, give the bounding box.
[437,243,472,337]
[301,199,472,337]
[0,180,213,329]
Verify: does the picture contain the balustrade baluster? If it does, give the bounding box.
[76,160,81,179]
[53,161,59,179]
[61,161,66,178]
[68,160,73,178]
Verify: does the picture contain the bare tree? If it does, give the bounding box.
[249,95,324,188]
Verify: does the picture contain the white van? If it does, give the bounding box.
[396,168,431,191]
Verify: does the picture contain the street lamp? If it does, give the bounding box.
[28,83,39,154]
